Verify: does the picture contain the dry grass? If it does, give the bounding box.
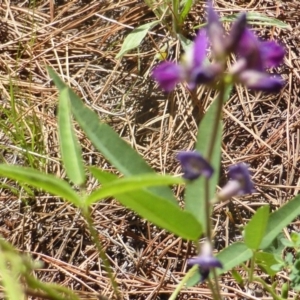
[0,0,299,299]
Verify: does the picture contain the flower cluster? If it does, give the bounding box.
[178,150,254,282]
[176,150,254,200]
[152,2,284,92]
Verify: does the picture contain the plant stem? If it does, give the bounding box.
[253,276,282,300]
[203,80,227,300]
[248,251,256,282]
[206,81,225,163]
[172,0,180,34]
[168,265,198,300]
[208,278,221,300]
[82,207,121,300]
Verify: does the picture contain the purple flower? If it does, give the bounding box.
[177,151,214,180]
[152,30,212,91]
[206,2,247,58]
[238,70,284,92]
[232,28,285,92]
[152,1,284,93]
[218,163,255,201]
[188,241,223,282]
[237,29,285,70]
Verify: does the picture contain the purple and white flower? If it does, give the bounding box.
[176,151,214,180]
[188,241,223,282]
[218,163,255,201]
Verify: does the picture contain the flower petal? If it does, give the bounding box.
[207,1,225,58]
[217,163,254,201]
[152,62,183,91]
[228,163,254,194]
[176,151,214,180]
[260,41,285,68]
[192,63,222,87]
[188,252,223,282]
[237,29,263,70]
[226,13,247,53]
[239,70,284,92]
[193,30,208,68]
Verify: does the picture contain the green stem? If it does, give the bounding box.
[172,0,180,34]
[203,80,227,300]
[206,81,225,163]
[248,250,256,282]
[169,265,198,300]
[253,276,282,300]
[208,278,222,300]
[82,207,121,300]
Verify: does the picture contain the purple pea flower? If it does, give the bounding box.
[152,30,213,91]
[206,1,247,59]
[188,241,223,282]
[218,163,255,201]
[176,151,214,180]
[232,28,285,92]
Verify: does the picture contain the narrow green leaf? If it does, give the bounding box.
[0,253,24,300]
[217,242,253,274]
[87,168,184,205]
[231,270,244,285]
[116,21,160,59]
[0,164,81,206]
[180,0,193,23]
[58,88,86,185]
[221,12,291,29]
[260,195,300,249]
[194,12,291,30]
[244,205,270,250]
[91,169,202,240]
[48,68,177,204]
[184,98,223,231]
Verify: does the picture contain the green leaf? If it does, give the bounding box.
[180,0,193,23]
[260,195,300,249]
[244,205,270,250]
[255,252,278,276]
[263,232,286,256]
[0,164,81,206]
[184,96,224,231]
[217,242,253,274]
[58,88,86,186]
[0,252,24,300]
[231,269,244,285]
[178,34,192,52]
[221,12,291,29]
[87,168,184,205]
[48,68,177,204]
[90,169,202,240]
[116,21,160,59]
[194,12,291,30]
